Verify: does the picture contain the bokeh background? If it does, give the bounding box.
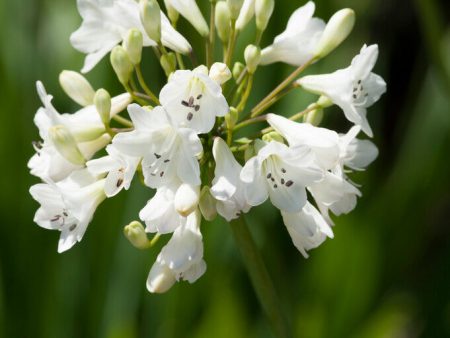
[1,0,450,337]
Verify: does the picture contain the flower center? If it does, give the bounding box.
[181,94,203,121]
[264,157,294,190]
[51,209,78,232]
[352,79,369,106]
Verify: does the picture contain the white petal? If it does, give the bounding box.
[350,44,379,80]
[146,261,176,293]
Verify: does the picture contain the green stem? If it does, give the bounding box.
[251,83,298,117]
[112,115,133,128]
[176,53,186,70]
[251,57,316,117]
[135,65,160,104]
[234,113,267,131]
[236,75,254,112]
[224,20,237,67]
[229,217,292,338]
[206,1,216,68]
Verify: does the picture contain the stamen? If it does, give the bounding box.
[69,224,77,231]
[285,180,293,187]
[187,112,193,121]
[273,184,278,188]
[197,94,202,100]
[266,173,272,179]
[154,153,161,159]
[164,159,170,163]
[160,171,164,177]
[194,105,200,111]
[188,96,194,106]
[281,168,286,173]
[181,100,189,107]
[281,178,285,184]
[116,178,123,187]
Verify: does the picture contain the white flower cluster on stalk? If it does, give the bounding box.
[29,0,386,293]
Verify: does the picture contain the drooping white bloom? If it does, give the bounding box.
[267,113,340,170]
[147,210,206,293]
[260,2,325,66]
[113,104,202,188]
[71,0,192,73]
[164,0,209,37]
[298,44,387,137]
[281,201,333,258]
[29,82,131,182]
[240,141,323,212]
[159,65,229,134]
[211,137,251,221]
[29,169,106,253]
[86,145,140,197]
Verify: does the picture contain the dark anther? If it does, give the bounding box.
[116,178,123,187]
[266,173,272,179]
[273,184,278,188]
[194,105,200,111]
[188,96,194,106]
[63,212,68,217]
[154,153,161,159]
[353,87,357,92]
[150,173,156,176]
[164,159,170,163]
[181,100,189,107]
[281,178,285,184]
[51,215,61,222]
[285,180,293,187]
[281,168,286,173]
[187,112,193,121]
[197,94,203,100]
[358,80,361,84]
[353,94,357,99]
[271,177,275,182]
[69,224,77,231]
[160,171,164,177]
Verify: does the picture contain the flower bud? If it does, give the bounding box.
[110,46,134,86]
[209,62,232,84]
[262,131,284,143]
[244,142,256,161]
[163,0,179,24]
[168,0,209,37]
[124,221,151,249]
[199,186,217,221]
[160,52,177,77]
[215,1,231,43]
[174,184,200,217]
[140,0,162,43]
[255,0,274,31]
[314,9,355,59]
[244,44,261,74]
[147,262,176,293]
[232,62,245,80]
[317,95,333,108]
[227,0,244,20]
[94,89,111,126]
[225,107,239,130]
[49,125,85,165]
[304,107,323,126]
[124,29,143,65]
[236,0,255,31]
[59,70,95,107]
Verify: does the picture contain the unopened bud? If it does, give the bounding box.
[317,95,333,108]
[227,0,244,20]
[160,52,177,77]
[209,62,232,84]
[147,262,176,293]
[169,0,209,37]
[236,0,255,31]
[124,29,143,65]
[110,46,134,86]
[244,44,261,73]
[262,131,284,143]
[59,70,95,106]
[163,0,179,24]
[225,107,239,129]
[232,62,245,80]
[199,186,217,221]
[49,125,85,165]
[174,184,200,217]
[140,0,162,42]
[94,89,111,126]
[314,9,355,58]
[255,0,274,31]
[244,142,256,161]
[215,1,231,43]
[124,221,151,249]
[304,107,323,126]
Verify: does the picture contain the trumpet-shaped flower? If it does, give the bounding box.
[147,210,206,293]
[211,138,251,221]
[281,201,333,258]
[113,104,202,188]
[159,65,229,134]
[298,44,387,137]
[29,169,106,253]
[267,113,340,170]
[86,145,140,197]
[71,0,191,73]
[338,126,378,172]
[241,141,323,213]
[260,2,325,66]
[164,0,209,37]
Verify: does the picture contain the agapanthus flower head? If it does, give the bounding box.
[29,0,385,294]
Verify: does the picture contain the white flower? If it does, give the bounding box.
[267,113,340,170]
[281,201,333,258]
[260,2,325,66]
[240,141,323,213]
[164,0,209,37]
[86,145,140,197]
[147,210,206,293]
[159,65,229,134]
[338,126,378,172]
[298,44,387,137]
[71,0,191,73]
[29,169,106,253]
[211,137,250,221]
[113,104,202,188]
[29,82,131,182]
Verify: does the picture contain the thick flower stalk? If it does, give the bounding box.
[28,1,386,337]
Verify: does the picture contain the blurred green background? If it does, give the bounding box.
[1,0,450,337]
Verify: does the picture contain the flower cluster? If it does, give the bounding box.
[29,0,386,293]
